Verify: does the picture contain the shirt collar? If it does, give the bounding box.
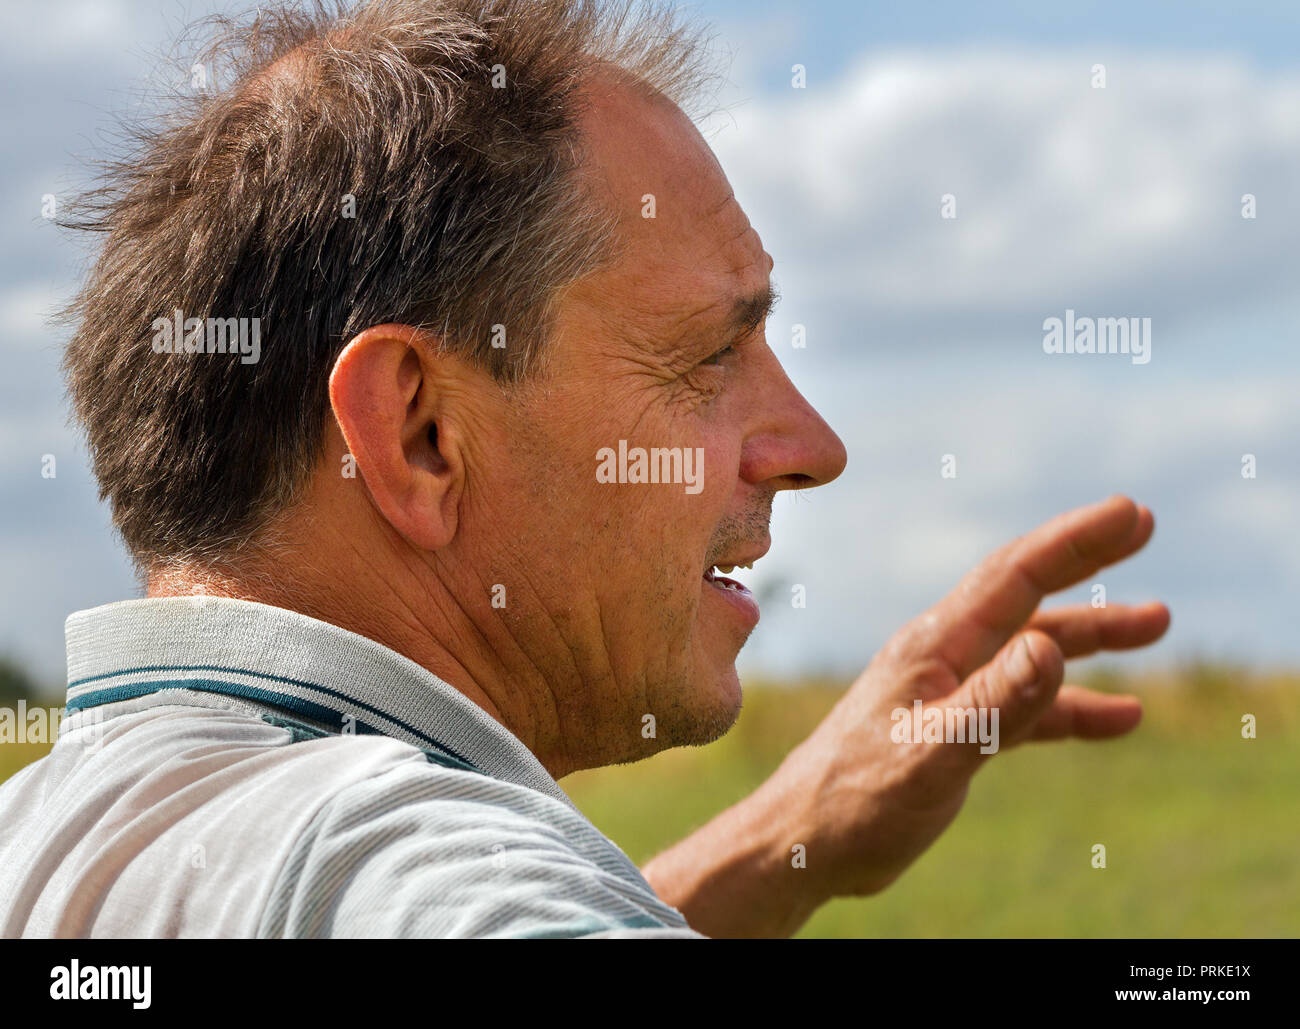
[63,595,574,808]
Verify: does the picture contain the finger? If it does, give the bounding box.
[926,496,1154,681]
[1027,601,1170,659]
[1023,685,1143,741]
[946,629,1064,769]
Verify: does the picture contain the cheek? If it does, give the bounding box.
[520,385,737,604]
[691,431,742,529]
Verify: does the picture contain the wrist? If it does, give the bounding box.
[642,760,830,937]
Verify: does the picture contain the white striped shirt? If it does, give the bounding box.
[0,596,703,938]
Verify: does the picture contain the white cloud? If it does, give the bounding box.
[703,49,1300,328]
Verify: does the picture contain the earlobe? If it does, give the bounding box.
[328,324,461,552]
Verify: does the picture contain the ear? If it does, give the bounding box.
[328,323,463,551]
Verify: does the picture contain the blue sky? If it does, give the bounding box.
[700,0,1300,72]
[1,0,1297,689]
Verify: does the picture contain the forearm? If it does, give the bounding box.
[640,767,827,938]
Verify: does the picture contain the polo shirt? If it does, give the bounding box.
[0,596,704,938]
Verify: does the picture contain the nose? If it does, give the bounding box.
[738,343,848,492]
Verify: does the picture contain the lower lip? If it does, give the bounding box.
[702,572,760,627]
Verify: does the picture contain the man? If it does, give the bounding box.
[0,0,1168,938]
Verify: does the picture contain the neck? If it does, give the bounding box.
[145,526,584,778]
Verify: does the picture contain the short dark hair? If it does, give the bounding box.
[59,0,717,570]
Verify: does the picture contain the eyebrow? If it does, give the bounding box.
[723,281,781,341]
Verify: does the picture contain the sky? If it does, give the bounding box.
[0,0,1297,690]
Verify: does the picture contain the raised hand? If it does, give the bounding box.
[773,495,1170,899]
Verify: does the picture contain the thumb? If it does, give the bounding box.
[953,629,1065,763]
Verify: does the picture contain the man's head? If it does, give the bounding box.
[62,0,846,776]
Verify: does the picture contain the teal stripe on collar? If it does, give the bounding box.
[66,663,477,768]
[66,677,480,772]
[66,677,382,732]
[260,713,482,775]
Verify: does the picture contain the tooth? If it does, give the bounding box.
[717,564,734,574]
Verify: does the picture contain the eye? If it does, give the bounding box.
[699,344,737,367]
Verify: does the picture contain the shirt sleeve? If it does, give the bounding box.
[256,755,706,939]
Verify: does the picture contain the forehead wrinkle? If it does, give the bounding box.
[646,217,774,352]
[571,95,775,368]
[697,189,756,262]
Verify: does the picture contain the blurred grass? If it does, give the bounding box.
[1,664,1295,937]
[561,665,1299,938]
[0,743,51,790]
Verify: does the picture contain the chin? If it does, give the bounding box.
[678,661,744,747]
[714,662,744,718]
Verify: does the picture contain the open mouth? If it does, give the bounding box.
[700,540,768,627]
[702,553,759,626]
[702,562,753,594]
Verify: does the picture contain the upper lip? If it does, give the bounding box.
[706,538,771,572]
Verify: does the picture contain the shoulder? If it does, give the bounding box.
[258,748,703,938]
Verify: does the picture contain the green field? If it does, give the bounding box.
[2,665,1295,937]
